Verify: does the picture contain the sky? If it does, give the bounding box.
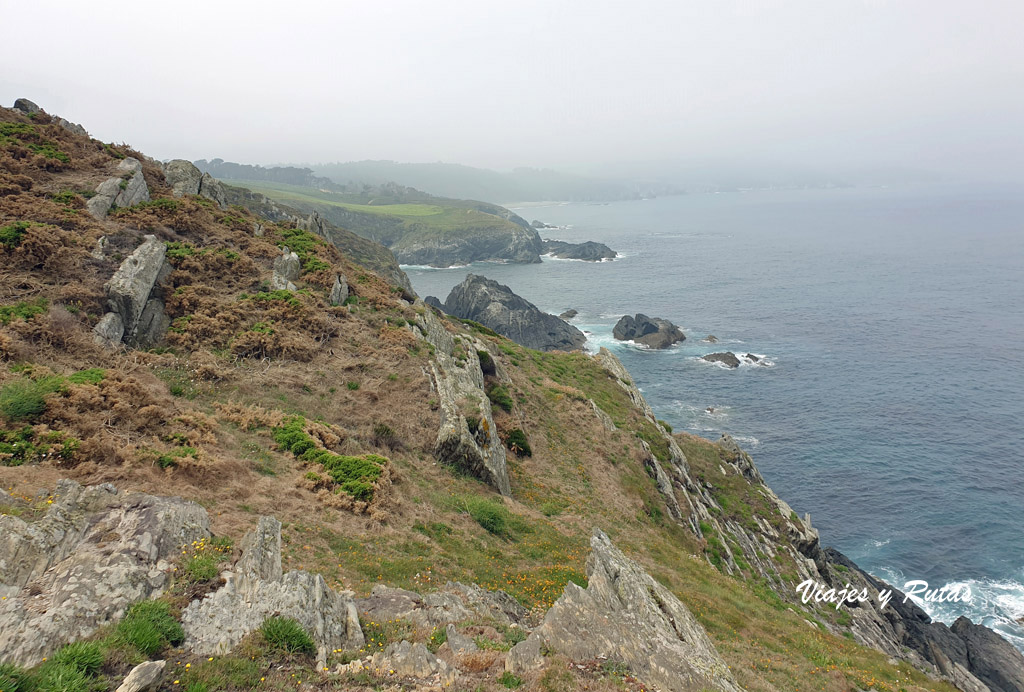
[2,0,1022,181]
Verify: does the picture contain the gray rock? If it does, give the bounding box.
[356,581,524,630]
[508,529,740,691]
[613,313,685,349]
[716,434,764,484]
[443,274,586,352]
[252,222,264,237]
[115,660,166,692]
[541,239,617,261]
[949,616,1024,692]
[705,335,719,343]
[13,98,41,114]
[0,480,211,667]
[702,352,741,368]
[424,296,445,311]
[198,173,228,209]
[330,274,349,306]
[104,235,171,346]
[269,275,296,292]
[163,160,203,197]
[91,236,110,260]
[413,306,511,495]
[445,624,478,654]
[54,117,88,137]
[369,641,457,686]
[505,633,543,672]
[181,516,363,666]
[92,312,124,350]
[87,158,150,219]
[559,309,578,320]
[273,247,301,281]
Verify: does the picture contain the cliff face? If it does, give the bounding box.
[1,102,1020,692]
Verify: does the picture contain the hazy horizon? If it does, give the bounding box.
[3,1,1022,184]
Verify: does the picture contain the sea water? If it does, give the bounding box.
[404,183,1024,650]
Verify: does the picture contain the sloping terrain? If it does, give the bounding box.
[0,103,1006,691]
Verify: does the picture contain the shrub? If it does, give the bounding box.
[0,376,63,422]
[51,641,104,676]
[372,422,403,450]
[467,498,509,537]
[116,600,184,657]
[0,298,48,325]
[498,671,523,688]
[68,368,105,385]
[346,381,359,391]
[274,417,386,501]
[504,429,532,457]
[485,382,513,413]
[260,616,316,655]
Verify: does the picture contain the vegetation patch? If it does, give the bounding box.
[0,221,33,249]
[503,428,532,457]
[485,382,513,412]
[115,600,184,657]
[0,426,79,466]
[259,616,316,656]
[0,122,70,164]
[0,298,48,325]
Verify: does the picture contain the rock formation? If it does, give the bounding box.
[162,159,203,197]
[355,582,525,630]
[92,235,172,348]
[181,516,363,667]
[87,158,150,220]
[0,480,210,667]
[114,661,165,692]
[613,313,686,349]
[270,247,300,291]
[412,304,511,495]
[702,351,741,368]
[541,239,617,261]
[330,273,349,305]
[12,98,41,115]
[443,274,586,352]
[507,529,741,692]
[559,309,578,320]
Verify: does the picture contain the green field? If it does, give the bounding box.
[226,180,444,217]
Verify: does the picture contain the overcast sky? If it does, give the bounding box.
[2,0,1022,181]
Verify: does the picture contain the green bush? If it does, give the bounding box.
[498,671,523,688]
[0,376,64,422]
[0,222,31,249]
[274,417,386,501]
[52,640,104,676]
[467,498,509,537]
[184,554,219,582]
[504,429,532,457]
[33,662,90,692]
[0,298,48,324]
[259,616,316,655]
[68,368,105,385]
[486,382,513,412]
[116,600,184,657]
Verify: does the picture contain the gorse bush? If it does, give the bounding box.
[116,600,184,657]
[259,616,316,655]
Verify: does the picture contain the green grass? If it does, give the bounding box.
[0,376,64,422]
[0,221,33,249]
[115,600,184,657]
[259,616,316,655]
[51,641,104,676]
[0,298,48,324]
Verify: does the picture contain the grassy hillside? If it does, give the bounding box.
[0,106,959,692]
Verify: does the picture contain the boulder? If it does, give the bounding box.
[87,158,150,219]
[181,516,363,667]
[702,352,741,368]
[443,274,586,352]
[613,313,685,349]
[0,480,210,667]
[330,274,349,306]
[705,335,719,343]
[92,312,124,350]
[365,641,457,687]
[13,98,41,114]
[273,247,301,281]
[114,660,166,692]
[197,173,228,209]
[445,624,478,654]
[559,309,578,320]
[100,235,171,347]
[54,117,89,137]
[507,529,740,691]
[541,239,617,261]
[162,160,203,197]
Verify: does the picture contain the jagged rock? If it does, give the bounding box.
[13,98,40,114]
[198,173,228,209]
[55,117,88,137]
[0,480,210,667]
[541,239,616,261]
[356,582,524,631]
[613,313,685,349]
[162,160,203,197]
[559,309,578,320]
[181,516,363,666]
[716,433,764,484]
[745,353,760,363]
[369,641,457,687]
[269,274,296,291]
[508,529,740,691]
[91,236,110,260]
[101,235,171,347]
[252,222,264,237]
[703,352,741,368]
[445,624,478,654]
[87,158,150,220]
[705,335,719,343]
[949,617,1024,692]
[273,247,301,281]
[92,312,124,350]
[443,274,586,352]
[330,274,349,306]
[413,305,511,495]
[115,660,166,692]
[424,296,445,311]
[297,211,329,238]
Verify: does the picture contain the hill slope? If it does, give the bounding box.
[1,102,1018,692]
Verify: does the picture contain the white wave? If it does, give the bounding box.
[399,263,470,270]
[540,254,619,263]
[732,435,761,447]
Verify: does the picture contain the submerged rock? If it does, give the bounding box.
[559,309,578,320]
[443,274,586,352]
[613,313,685,349]
[702,351,741,368]
[508,529,740,691]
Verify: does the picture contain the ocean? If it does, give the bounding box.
[403,183,1024,650]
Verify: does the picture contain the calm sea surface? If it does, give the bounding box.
[404,183,1024,649]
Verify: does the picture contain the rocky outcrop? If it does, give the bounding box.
[330,274,349,305]
[54,117,89,137]
[702,351,741,368]
[541,239,617,261]
[424,295,445,311]
[950,617,1024,692]
[336,641,457,687]
[412,304,511,495]
[162,159,203,197]
[508,529,741,692]
[443,274,586,352]
[93,235,171,348]
[181,516,364,667]
[356,582,525,630]
[271,247,300,291]
[559,309,578,320]
[0,480,210,667]
[13,98,41,115]
[613,313,685,349]
[198,173,228,209]
[87,157,150,220]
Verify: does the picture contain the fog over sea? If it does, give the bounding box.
[404,183,1024,650]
